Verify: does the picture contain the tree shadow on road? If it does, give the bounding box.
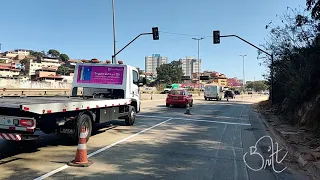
[47,121,244,180]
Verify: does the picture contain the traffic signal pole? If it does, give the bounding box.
[111,27,159,61]
[112,33,152,59]
[217,34,274,105]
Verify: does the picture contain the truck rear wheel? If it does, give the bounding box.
[72,113,92,144]
[125,106,136,126]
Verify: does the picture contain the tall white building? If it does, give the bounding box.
[145,54,168,76]
[179,56,202,77]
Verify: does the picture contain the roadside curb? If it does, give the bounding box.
[254,105,320,180]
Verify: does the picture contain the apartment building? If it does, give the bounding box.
[38,56,61,68]
[179,56,202,77]
[145,54,168,76]
[0,63,21,77]
[3,49,31,60]
[212,73,228,87]
[25,56,61,76]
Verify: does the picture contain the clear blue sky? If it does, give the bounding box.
[1,0,305,81]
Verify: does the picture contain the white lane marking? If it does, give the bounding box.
[33,165,69,180]
[179,118,251,126]
[239,106,250,180]
[137,115,251,126]
[233,122,239,180]
[33,118,173,180]
[239,105,247,118]
[87,118,173,158]
[137,115,171,119]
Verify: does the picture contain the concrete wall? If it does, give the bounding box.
[0,79,72,89]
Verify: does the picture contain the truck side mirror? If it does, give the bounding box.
[138,77,146,87]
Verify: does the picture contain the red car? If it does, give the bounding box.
[166,89,193,107]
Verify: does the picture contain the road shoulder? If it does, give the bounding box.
[252,101,320,180]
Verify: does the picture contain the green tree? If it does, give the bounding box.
[156,61,183,83]
[246,81,268,92]
[156,64,171,83]
[59,53,70,62]
[47,49,60,58]
[30,50,45,58]
[260,6,318,105]
[57,66,70,75]
[307,0,320,20]
[20,58,30,65]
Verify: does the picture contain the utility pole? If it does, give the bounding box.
[239,54,247,89]
[112,0,117,64]
[192,37,204,95]
[0,43,2,53]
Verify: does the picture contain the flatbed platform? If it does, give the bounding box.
[0,97,95,108]
[0,96,132,114]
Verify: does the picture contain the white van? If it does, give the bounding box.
[204,85,223,101]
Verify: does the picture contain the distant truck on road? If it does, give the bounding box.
[0,61,146,143]
[204,85,223,101]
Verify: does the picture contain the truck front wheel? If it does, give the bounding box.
[71,113,92,144]
[125,106,136,126]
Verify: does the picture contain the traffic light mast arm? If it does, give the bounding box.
[220,34,271,57]
[220,34,274,105]
[112,32,152,59]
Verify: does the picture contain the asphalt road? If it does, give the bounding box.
[0,95,312,180]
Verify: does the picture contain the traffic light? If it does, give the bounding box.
[213,30,220,44]
[200,76,210,80]
[152,27,159,40]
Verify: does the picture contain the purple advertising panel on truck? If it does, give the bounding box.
[77,65,124,85]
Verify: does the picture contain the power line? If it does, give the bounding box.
[159,31,212,38]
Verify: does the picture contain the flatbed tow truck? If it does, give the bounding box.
[0,60,146,143]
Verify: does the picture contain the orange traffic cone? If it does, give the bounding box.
[68,126,93,167]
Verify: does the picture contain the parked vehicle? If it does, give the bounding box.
[234,90,240,95]
[204,85,223,101]
[0,61,146,143]
[224,90,235,99]
[163,84,181,94]
[166,89,193,107]
[163,85,172,94]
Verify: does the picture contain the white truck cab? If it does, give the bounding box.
[71,62,145,112]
